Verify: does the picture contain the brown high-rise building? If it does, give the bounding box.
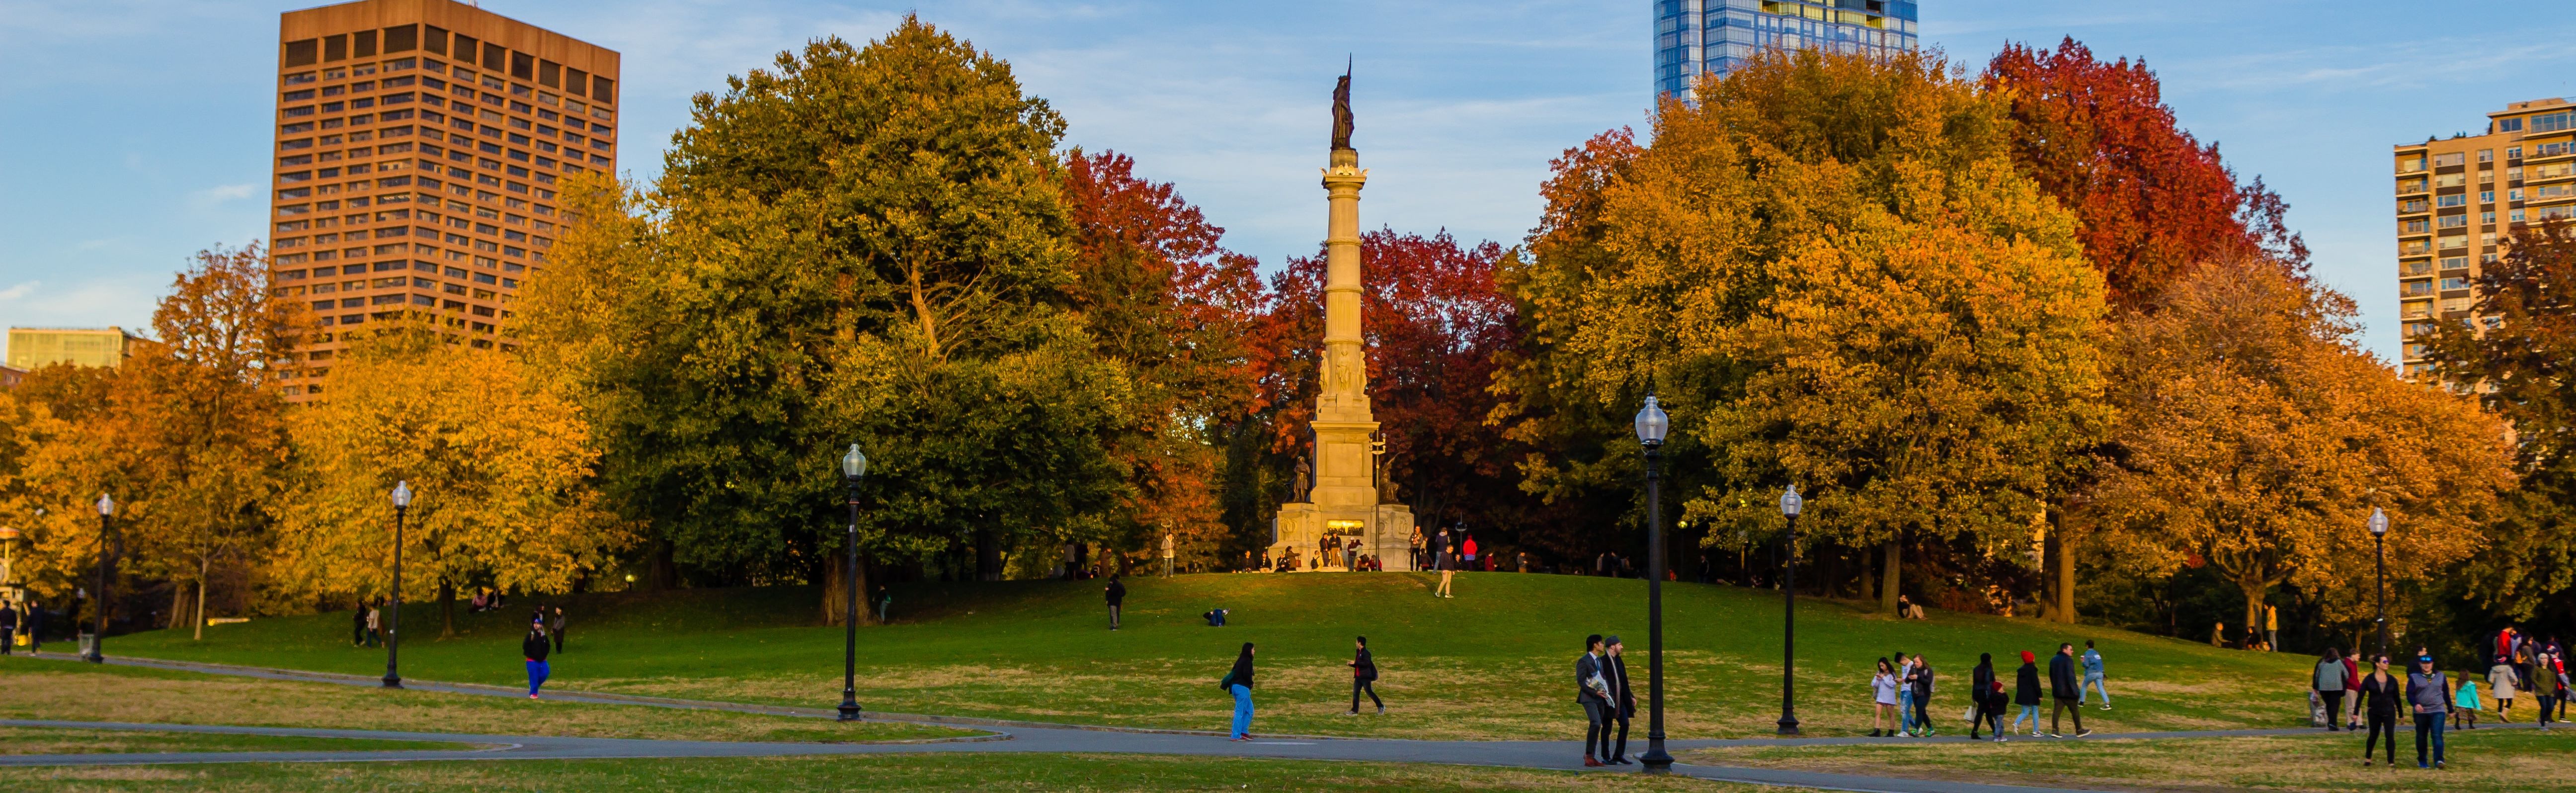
[265,0,618,399]
[2392,97,2576,379]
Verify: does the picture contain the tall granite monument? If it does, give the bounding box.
[1270,68,1415,571]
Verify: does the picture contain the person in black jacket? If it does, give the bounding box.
[0,601,16,656]
[2356,653,2403,766]
[1604,636,1636,764]
[2049,643,2091,737]
[1223,642,1257,740]
[1347,635,1383,715]
[522,619,552,699]
[1104,575,1125,630]
[2013,650,2043,736]
[1910,654,1936,737]
[1576,634,1612,766]
[1969,653,2005,741]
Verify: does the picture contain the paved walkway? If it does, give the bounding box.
[10,653,2549,793]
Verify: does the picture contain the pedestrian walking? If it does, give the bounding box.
[2527,650,2559,728]
[2080,639,2112,709]
[2012,650,2042,736]
[2341,649,2363,729]
[365,604,382,647]
[2050,643,2091,737]
[1433,532,1455,599]
[2489,653,2520,722]
[1870,657,1901,737]
[1604,636,1635,764]
[1347,636,1383,715]
[2453,676,2481,729]
[1909,653,1936,737]
[523,619,552,699]
[0,601,16,656]
[1104,574,1125,631]
[2357,653,2401,766]
[1895,651,1918,737]
[23,601,42,653]
[549,607,567,653]
[1968,653,2006,741]
[1220,642,1257,740]
[2264,605,2279,652]
[2314,647,2351,731]
[2406,655,2448,769]
[350,604,367,648]
[1576,634,1614,766]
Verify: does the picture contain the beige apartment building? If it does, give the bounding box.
[265,0,618,399]
[4,327,153,370]
[2394,97,2576,378]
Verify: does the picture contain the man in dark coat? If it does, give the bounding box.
[0,601,16,655]
[1604,636,1636,764]
[1104,575,1125,631]
[1576,634,1612,766]
[2049,642,2092,737]
[1346,635,1383,714]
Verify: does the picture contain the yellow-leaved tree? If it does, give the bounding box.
[270,326,628,636]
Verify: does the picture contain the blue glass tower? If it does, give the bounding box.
[1656,0,1919,99]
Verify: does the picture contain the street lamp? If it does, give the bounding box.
[2368,508,2389,659]
[1633,394,1673,774]
[837,443,868,722]
[1776,484,1802,735]
[85,494,114,663]
[385,481,411,688]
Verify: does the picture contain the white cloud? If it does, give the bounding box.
[192,182,257,203]
[0,280,35,302]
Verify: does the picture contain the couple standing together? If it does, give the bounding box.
[1574,633,1638,767]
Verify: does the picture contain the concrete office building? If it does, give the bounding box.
[265,0,618,398]
[1655,0,1918,100]
[5,327,152,370]
[2393,98,2576,379]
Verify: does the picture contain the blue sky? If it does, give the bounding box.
[4,0,2574,363]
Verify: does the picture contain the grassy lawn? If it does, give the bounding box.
[106,573,2324,739]
[1679,728,2576,792]
[14,752,1827,792]
[0,658,976,743]
[0,725,471,755]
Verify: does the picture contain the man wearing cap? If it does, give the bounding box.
[2405,655,2449,769]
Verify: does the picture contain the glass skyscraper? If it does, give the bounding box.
[1656,0,1919,99]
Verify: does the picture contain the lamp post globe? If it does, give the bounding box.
[384,480,411,688]
[837,443,868,721]
[1775,484,1801,735]
[1632,395,1674,773]
[2368,507,2389,659]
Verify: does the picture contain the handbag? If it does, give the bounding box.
[1218,669,1237,692]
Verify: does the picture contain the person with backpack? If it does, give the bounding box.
[2050,643,2091,737]
[2356,653,2402,766]
[2081,640,2111,710]
[1220,642,1256,740]
[1969,653,2006,742]
[1576,634,1613,766]
[1104,574,1126,631]
[2314,647,2351,731]
[1346,635,1383,715]
[2012,650,2043,736]
[2406,655,2449,769]
[522,618,552,699]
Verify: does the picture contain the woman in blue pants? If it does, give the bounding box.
[523,620,553,698]
[1222,642,1257,739]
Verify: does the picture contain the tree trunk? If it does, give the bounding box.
[2239,578,2268,651]
[438,581,457,638]
[2052,516,2077,624]
[975,529,1001,582]
[169,579,189,631]
[648,538,677,591]
[192,557,210,640]
[1879,538,1902,615]
[821,542,875,626]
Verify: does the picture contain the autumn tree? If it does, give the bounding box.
[1983,37,2308,308]
[1057,150,1267,574]
[2089,261,2511,640]
[1505,48,2110,609]
[2422,221,2576,624]
[524,20,1134,620]
[270,325,627,636]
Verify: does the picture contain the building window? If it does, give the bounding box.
[2440,276,2472,291]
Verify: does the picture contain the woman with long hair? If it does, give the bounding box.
[1870,657,1900,737]
[1222,642,1257,740]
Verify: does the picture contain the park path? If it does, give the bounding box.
[10,653,2547,793]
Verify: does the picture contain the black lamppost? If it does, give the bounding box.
[385,480,411,688]
[837,444,869,722]
[1633,394,1673,774]
[1775,484,1802,735]
[85,494,113,663]
[2368,507,2389,660]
